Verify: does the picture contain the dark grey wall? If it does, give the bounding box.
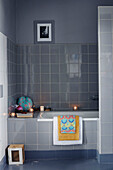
[16,0,113,44]
[0,0,16,42]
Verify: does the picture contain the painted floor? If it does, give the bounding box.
[4,159,113,170]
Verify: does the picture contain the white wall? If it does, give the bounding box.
[0,32,8,161]
[98,6,113,154]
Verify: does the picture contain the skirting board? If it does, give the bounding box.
[25,150,96,160]
[26,150,113,164]
[97,151,113,164]
[1,150,113,165]
[0,156,6,169]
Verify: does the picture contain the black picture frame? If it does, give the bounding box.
[34,20,55,44]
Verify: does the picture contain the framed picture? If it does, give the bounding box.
[34,20,55,43]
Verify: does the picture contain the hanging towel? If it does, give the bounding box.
[60,115,76,134]
[53,116,83,145]
[58,115,79,141]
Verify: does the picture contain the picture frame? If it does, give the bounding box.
[34,20,55,43]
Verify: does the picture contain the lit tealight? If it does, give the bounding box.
[40,106,44,111]
[73,106,78,111]
[29,108,34,112]
[10,112,15,117]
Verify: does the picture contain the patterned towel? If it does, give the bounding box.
[58,115,79,141]
[60,115,76,133]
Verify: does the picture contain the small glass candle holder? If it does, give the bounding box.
[40,106,44,111]
[10,112,16,117]
[73,106,78,111]
[29,108,34,112]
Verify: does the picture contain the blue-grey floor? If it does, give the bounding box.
[4,159,113,170]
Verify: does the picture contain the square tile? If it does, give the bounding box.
[101,136,112,153]
[38,122,50,133]
[81,45,88,53]
[41,55,49,63]
[26,119,37,133]
[13,133,25,144]
[41,45,49,54]
[38,145,49,150]
[31,45,40,54]
[101,123,112,136]
[26,133,37,145]
[25,145,38,151]
[51,64,59,73]
[89,45,98,54]
[50,55,59,63]
[38,133,49,145]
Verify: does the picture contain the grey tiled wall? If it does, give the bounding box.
[16,43,98,110]
[7,38,17,107]
[8,119,97,151]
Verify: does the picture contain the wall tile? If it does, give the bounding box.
[38,145,49,150]
[14,120,25,133]
[38,122,50,133]
[25,145,38,151]
[31,55,40,64]
[41,64,49,73]
[38,133,49,145]
[41,55,49,64]
[101,136,112,154]
[89,64,98,73]
[50,45,59,55]
[8,133,14,144]
[81,64,88,73]
[81,54,88,63]
[51,64,59,73]
[89,54,98,63]
[41,74,50,82]
[51,83,59,92]
[51,74,59,83]
[13,133,25,144]
[84,121,97,132]
[89,45,98,54]
[89,74,98,83]
[85,132,97,144]
[50,55,59,63]
[101,123,112,136]
[41,83,50,93]
[79,74,88,83]
[26,119,37,133]
[26,133,37,145]
[81,45,88,54]
[31,45,40,54]
[41,45,49,54]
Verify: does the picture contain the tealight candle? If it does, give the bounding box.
[10,112,15,117]
[73,106,78,111]
[40,106,44,111]
[29,108,34,112]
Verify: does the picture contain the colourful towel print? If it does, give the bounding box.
[58,115,79,141]
[60,115,76,133]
